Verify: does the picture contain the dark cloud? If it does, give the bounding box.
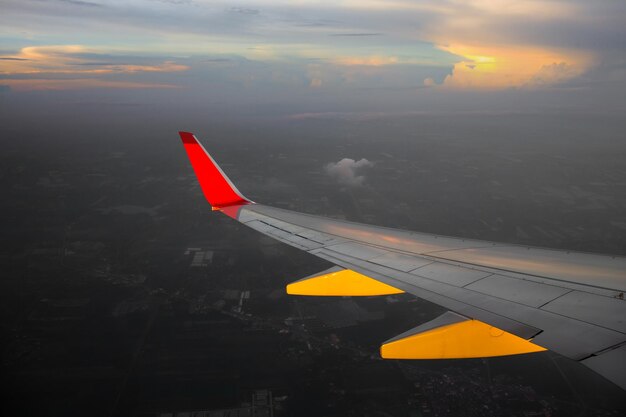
[487,15,626,51]
[54,0,102,7]
[202,58,232,63]
[229,7,259,15]
[152,0,193,4]
[76,62,131,66]
[330,33,383,37]
[295,21,335,28]
[0,57,30,61]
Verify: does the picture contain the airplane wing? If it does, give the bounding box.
[179,131,626,390]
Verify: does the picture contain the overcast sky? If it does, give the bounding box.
[1,0,625,119]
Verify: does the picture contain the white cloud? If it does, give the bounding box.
[325,158,373,186]
[423,77,436,87]
[527,62,582,87]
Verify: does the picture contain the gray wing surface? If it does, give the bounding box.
[230,203,626,390]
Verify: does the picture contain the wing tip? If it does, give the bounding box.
[179,131,197,144]
[178,131,252,209]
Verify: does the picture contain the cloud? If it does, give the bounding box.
[330,33,383,37]
[527,62,583,87]
[0,0,623,103]
[423,77,436,87]
[437,43,590,89]
[154,0,192,4]
[0,79,180,91]
[229,7,259,15]
[325,158,373,186]
[56,0,102,7]
[0,45,190,90]
[334,56,399,67]
[0,45,189,75]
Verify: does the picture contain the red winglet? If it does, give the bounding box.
[179,131,251,209]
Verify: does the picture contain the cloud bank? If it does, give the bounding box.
[0,0,624,114]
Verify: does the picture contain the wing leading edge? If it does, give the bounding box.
[178,132,626,390]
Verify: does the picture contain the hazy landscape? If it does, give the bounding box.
[1,103,625,415]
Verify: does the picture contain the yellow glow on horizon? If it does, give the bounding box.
[469,55,495,64]
[437,43,591,89]
[0,46,189,75]
[334,55,399,66]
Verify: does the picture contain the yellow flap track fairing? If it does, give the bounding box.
[286,266,404,296]
[381,311,546,359]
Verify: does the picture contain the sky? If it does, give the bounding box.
[1,0,625,119]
